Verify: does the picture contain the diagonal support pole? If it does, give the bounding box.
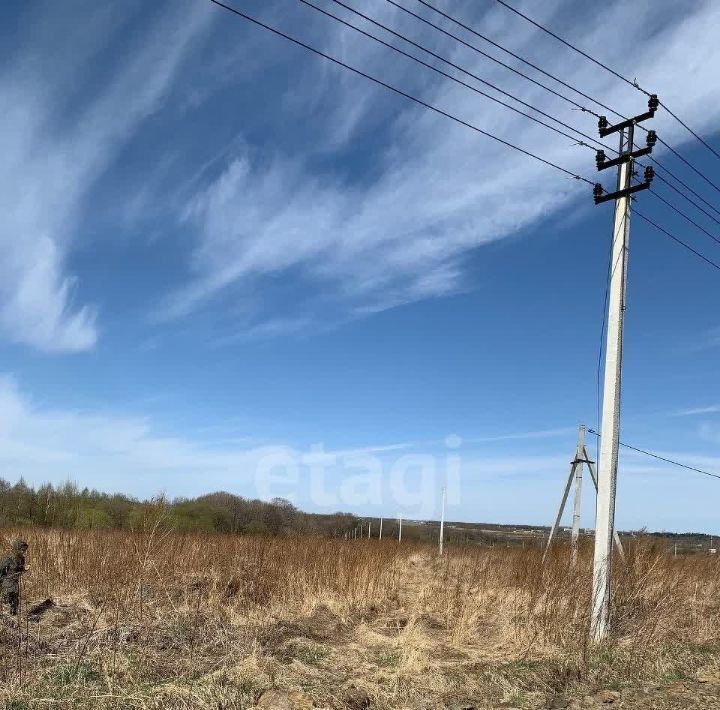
[543,461,577,564]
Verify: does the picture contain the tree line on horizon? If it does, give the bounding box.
[0,478,366,538]
[0,479,709,548]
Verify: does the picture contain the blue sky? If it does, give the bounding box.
[1,0,719,532]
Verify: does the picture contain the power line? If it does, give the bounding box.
[304,0,608,152]
[316,0,720,257]
[648,189,720,247]
[647,157,720,221]
[492,0,720,164]
[402,0,720,219]
[659,104,720,164]
[652,173,720,230]
[634,209,720,272]
[587,429,720,481]
[656,137,720,197]
[345,0,720,230]
[210,0,719,273]
[403,0,614,119]
[207,0,594,185]
[493,0,651,96]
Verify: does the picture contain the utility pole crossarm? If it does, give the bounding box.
[598,95,659,137]
[592,95,658,207]
[593,167,654,204]
[596,131,656,171]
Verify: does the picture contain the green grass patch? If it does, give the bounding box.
[46,660,101,686]
[372,649,401,668]
[293,642,329,665]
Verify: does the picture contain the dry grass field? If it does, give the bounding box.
[3,518,720,709]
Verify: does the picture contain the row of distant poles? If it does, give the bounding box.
[347,486,448,554]
[348,516,402,541]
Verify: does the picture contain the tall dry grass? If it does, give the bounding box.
[1,524,720,708]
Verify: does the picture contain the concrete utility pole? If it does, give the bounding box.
[570,427,584,567]
[591,95,658,642]
[439,486,446,556]
[379,517,383,540]
[398,515,402,543]
[368,521,371,539]
[593,129,632,643]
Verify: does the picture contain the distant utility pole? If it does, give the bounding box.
[439,486,446,557]
[379,517,383,540]
[591,94,658,643]
[543,425,624,565]
[398,515,402,543]
[368,521,371,539]
[570,427,584,566]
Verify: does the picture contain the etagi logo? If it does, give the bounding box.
[254,435,462,518]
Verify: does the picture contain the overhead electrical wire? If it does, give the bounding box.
[316,0,720,239]
[646,157,720,221]
[659,105,720,164]
[634,209,720,272]
[213,0,720,272]
[651,173,720,229]
[401,0,613,118]
[324,0,720,244]
[655,137,720,197]
[587,429,720,481]
[300,0,611,153]
[393,0,720,220]
[338,0,720,232]
[492,0,720,164]
[493,0,652,96]
[207,0,594,185]
[330,0,720,218]
[648,188,720,247]
[213,0,720,271]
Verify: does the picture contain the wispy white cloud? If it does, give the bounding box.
[0,0,212,351]
[0,374,290,496]
[159,0,720,337]
[462,426,577,444]
[672,405,720,417]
